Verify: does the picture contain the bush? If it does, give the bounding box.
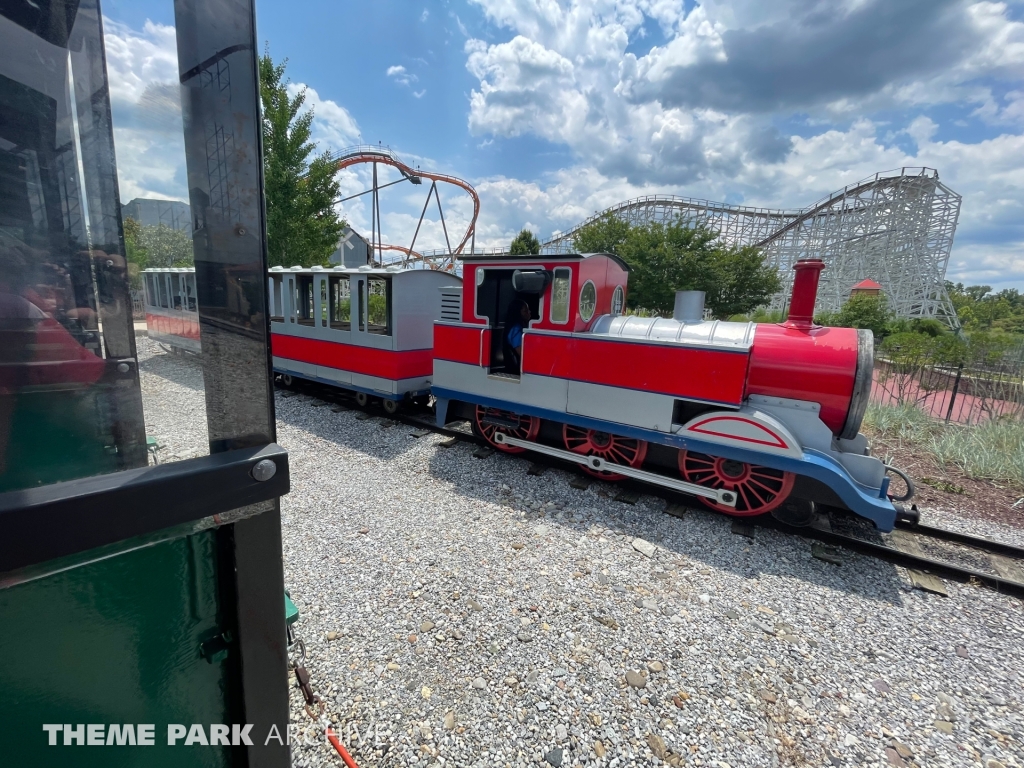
[865,402,1024,487]
[863,402,939,443]
[930,419,1024,486]
[833,293,892,339]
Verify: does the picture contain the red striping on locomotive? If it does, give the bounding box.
[686,415,789,449]
[523,333,749,405]
[271,334,434,380]
[434,324,488,367]
[746,323,859,433]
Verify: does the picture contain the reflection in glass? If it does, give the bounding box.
[0,1,213,492]
[1,1,148,491]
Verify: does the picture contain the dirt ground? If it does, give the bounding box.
[864,426,1024,529]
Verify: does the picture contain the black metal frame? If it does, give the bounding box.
[0,444,288,574]
[174,1,290,763]
[0,1,290,764]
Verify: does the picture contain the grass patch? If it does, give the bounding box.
[918,477,967,495]
[863,402,940,442]
[864,402,1024,487]
[930,420,1024,486]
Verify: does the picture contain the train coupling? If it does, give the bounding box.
[894,502,920,526]
[883,463,916,503]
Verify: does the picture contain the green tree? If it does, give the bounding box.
[945,281,1024,333]
[571,214,632,255]
[509,228,541,255]
[122,216,148,289]
[831,292,893,340]
[572,217,780,318]
[260,51,344,267]
[138,223,194,268]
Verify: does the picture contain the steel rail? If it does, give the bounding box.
[757,516,1024,599]
[894,518,1024,559]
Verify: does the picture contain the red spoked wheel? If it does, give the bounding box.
[563,425,648,480]
[678,450,795,516]
[473,405,540,453]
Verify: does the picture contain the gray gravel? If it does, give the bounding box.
[139,347,1024,768]
[138,336,208,461]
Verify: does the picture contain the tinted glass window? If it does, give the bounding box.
[550,268,571,324]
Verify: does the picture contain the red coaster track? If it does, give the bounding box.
[334,145,479,270]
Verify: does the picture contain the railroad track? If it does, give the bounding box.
[278,382,1024,601]
[760,513,1024,599]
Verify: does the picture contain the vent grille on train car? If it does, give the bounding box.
[440,289,462,322]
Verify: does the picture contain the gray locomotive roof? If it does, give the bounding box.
[459,252,630,272]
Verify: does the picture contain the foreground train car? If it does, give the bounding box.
[431,254,904,532]
[142,268,201,354]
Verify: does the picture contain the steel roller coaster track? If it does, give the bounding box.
[333,145,479,271]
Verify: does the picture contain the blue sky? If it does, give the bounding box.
[102,0,1024,289]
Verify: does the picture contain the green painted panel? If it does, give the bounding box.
[0,390,122,494]
[0,531,237,767]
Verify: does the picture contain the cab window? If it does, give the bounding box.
[550,268,571,324]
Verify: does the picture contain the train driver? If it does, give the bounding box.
[503,299,532,375]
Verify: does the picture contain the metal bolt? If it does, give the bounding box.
[721,493,734,503]
[117,362,130,374]
[251,459,277,482]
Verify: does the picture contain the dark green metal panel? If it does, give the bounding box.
[0,532,236,767]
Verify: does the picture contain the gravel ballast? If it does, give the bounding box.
[139,342,1024,768]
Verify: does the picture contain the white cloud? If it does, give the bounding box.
[103,18,179,104]
[386,64,419,88]
[103,17,187,203]
[462,0,1024,287]
[104,18,360,206]
[286,83,360,151]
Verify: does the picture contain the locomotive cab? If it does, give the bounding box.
[474,268,543,376]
